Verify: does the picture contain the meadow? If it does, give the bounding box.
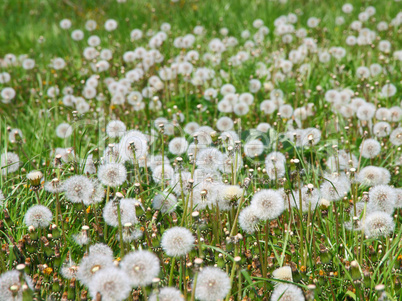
[0,0,402,300]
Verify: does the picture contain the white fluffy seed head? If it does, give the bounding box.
[360,139,381,159]
[357,166,390,186]
[320,174,350,202]
[77,254,114,286]
[239,206,259,234]
[24,205,53,228]
[153,192,178,214]
[290,186,321,213]
[0,270,34,301]
[63,175,94,203]
[364,211,395,238]
[168,137,188,155]
[271,284,305,301]
[250,189,285,220]
[119,130,148,162]
[272,266,293,283]
[244,139,264,158]
[56,123,73,138]
[390,128,402,146]
[106,120,126,138]
[89,243,114,258]
[195,266,231,301]
[152,164,174,184]
[172,171,192,195]
[161,226,194,257]
[60,261,78,280]
[367,185,396,214]
[373,122,391,138]
[1,152,20,175]
[103,198,138,227]
[0,189,4,206]
[301,128,321,146]
[26,170,43,182]
[88,267,131,301]
[120,250,160,287]
[98,163,127,187]
[192,180,220,210]
[149,287,184,301]
[394,188,402,209]
[196,148,224,171]
[216,116,234,131]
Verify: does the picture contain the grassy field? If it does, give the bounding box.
[0,0,402,300]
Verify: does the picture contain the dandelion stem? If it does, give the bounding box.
[225,246,238,301]
[34,190,41,205]
[116,201,125,257]
[229,190,245,237]
[168,257,176,286]
[190,270,198,301]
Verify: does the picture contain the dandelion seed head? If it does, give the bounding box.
[73,230,90,246]
[216,184,243,210]
[89,243,114,258]
[367,185,396,214]
[63,175,94,203]
[88,267,131,301]
[184,122,200,135]
[153,192,178,214]
[119,130,148,161]
[8,128,23,142]
[390,128,402,146]
[56,122,73,138]
[98,163,127,187]
[256,122,271,133]
[195,266,231,301]
[360,139,381,159]
[364,211,395,238]
[216,116,234,131]
[24,205,53,228]
[192,180,220,210]
[106,120,126,138]
[301,128,321,146]
[196,148,224,171]
[291,186,321,213]
[172,171,192,195]
[168,137,188,155]
[239,206,259,234]
[152,164,174,184]
[357,166,390,186]
[244,139,264,158]
[161,226,194,257]
[0,270,34,301]
[1,152,20,175]
[121,250,160,287]
[356,103,376,121]
[250,189,285,220]
[149,287,184,301]
[272,266,293,283]
[103,198,138,227]
[26,170,43,182]
[271,284,305,301]
[61,261,79,280]
[320,174,350,202]
[77,254,114,286]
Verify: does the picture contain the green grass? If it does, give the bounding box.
[1,0,402,300]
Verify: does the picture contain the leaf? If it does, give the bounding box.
[345,290,356,300]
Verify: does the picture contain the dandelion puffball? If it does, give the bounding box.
[250,189,285,220]
[161,226,194,257]
[195,266,231,301]
[24,205,53,228]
